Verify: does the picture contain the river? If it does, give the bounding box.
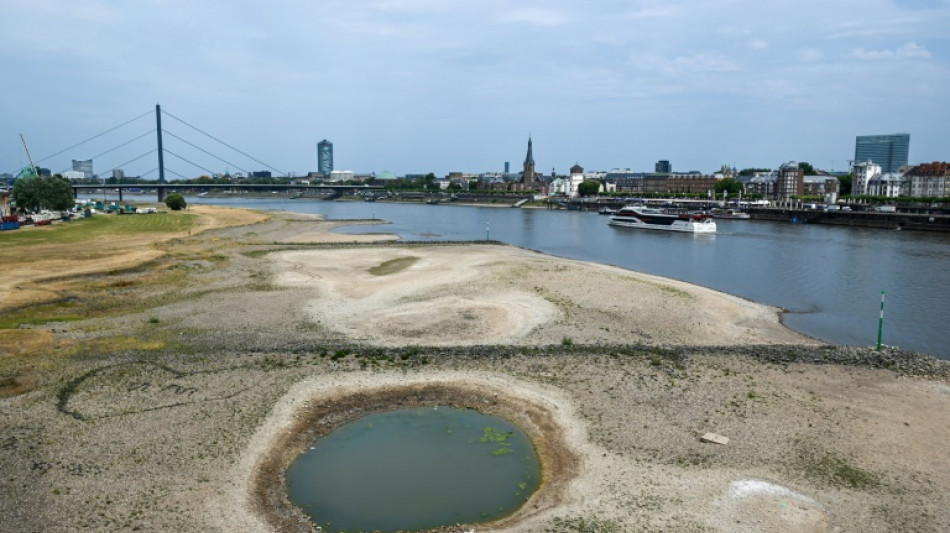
[107,195,950,359]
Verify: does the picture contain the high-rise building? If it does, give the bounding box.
[317,140,333,175]
[504,162,510,174]
[655,160,671,173]
[854,134,910,173]
[72,159,93,179]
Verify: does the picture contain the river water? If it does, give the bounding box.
[110,195,950,359]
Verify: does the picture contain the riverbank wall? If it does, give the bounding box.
[748,208,950,232]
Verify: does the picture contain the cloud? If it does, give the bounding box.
[748,39,769,49]
[854,41,932,59]
[625,6,683,18]
[497,7,569,27]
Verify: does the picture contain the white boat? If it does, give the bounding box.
[609,205,717,233]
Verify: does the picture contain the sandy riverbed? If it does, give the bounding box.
[1,209,948,533]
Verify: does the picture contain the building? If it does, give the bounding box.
[72,159,93,179]
[746,173,776,196]
[665,174,719,195]
[655,160,671,173]
[905,162,950,198]
[62,171,85,181]
[851,161,881,197]
[317,140,333,175]
[504,162,510,174]
[522,136,536,186]
[854,134,910,173]
[112,169,125,181]
[328,170,354,182]
[865,173,903,198]
[775,162,804,200]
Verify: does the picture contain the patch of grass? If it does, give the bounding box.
[368,256,419,276]
[561,336,574,346]
[241,249,275,258]
[68,336,167,357]
[148,317,160,324]
[0,211,196,249]
[804,454,880,489]
[657,284,690,298]
[0,329,61,358]
[551,515,621,533]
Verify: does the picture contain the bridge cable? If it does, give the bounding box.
[164,149,217,176]
[161,109,286,176]
[104,150,158,173]
[163,167,189,180]
[33,109,153,166]
[161,129,251,175]
[57,129,156,174]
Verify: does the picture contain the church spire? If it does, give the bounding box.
[522,135,536,185]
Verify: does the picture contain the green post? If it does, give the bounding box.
[877,290,885,351]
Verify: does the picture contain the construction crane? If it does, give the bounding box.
[17,133,38,179]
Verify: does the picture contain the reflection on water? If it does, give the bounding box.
[285,407,540,533]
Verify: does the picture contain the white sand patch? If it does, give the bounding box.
[729,480,821,505]
[265,243,816,347]
[707,479,830,533]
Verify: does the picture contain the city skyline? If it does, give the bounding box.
[2,1,949,177]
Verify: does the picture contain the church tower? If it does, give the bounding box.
[522,136,536,185]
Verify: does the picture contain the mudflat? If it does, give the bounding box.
[1,208,948,533]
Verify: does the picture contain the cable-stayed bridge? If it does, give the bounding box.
[7,105,380,201]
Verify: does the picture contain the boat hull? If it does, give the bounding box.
[609,217,717,233]
[608,206,717,233]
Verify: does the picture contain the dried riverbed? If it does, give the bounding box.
[1,210,949,533]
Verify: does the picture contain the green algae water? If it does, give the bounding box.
[285,406,541,533]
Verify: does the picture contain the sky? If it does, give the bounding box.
[1,0,949,178]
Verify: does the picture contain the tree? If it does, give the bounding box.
[12,174,75,212]
[837,174,853,196]
[165,192,187,210]
[577,180,601,197]
[798,162,817,175]
[714,178,744,195]
[739,168,771,176]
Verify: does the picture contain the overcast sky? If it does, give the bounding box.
[2,0,948,178]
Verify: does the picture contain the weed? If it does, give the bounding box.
[805,455,880,489]
[561,336,574,346]
[368,256,419,276]
[551,515,620,533]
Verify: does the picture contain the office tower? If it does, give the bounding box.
[318,140,333,175]
[854,134,910,173]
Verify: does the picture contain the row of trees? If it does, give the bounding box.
[9,174,189,213]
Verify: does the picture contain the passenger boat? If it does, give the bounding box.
[609,206,717,233]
